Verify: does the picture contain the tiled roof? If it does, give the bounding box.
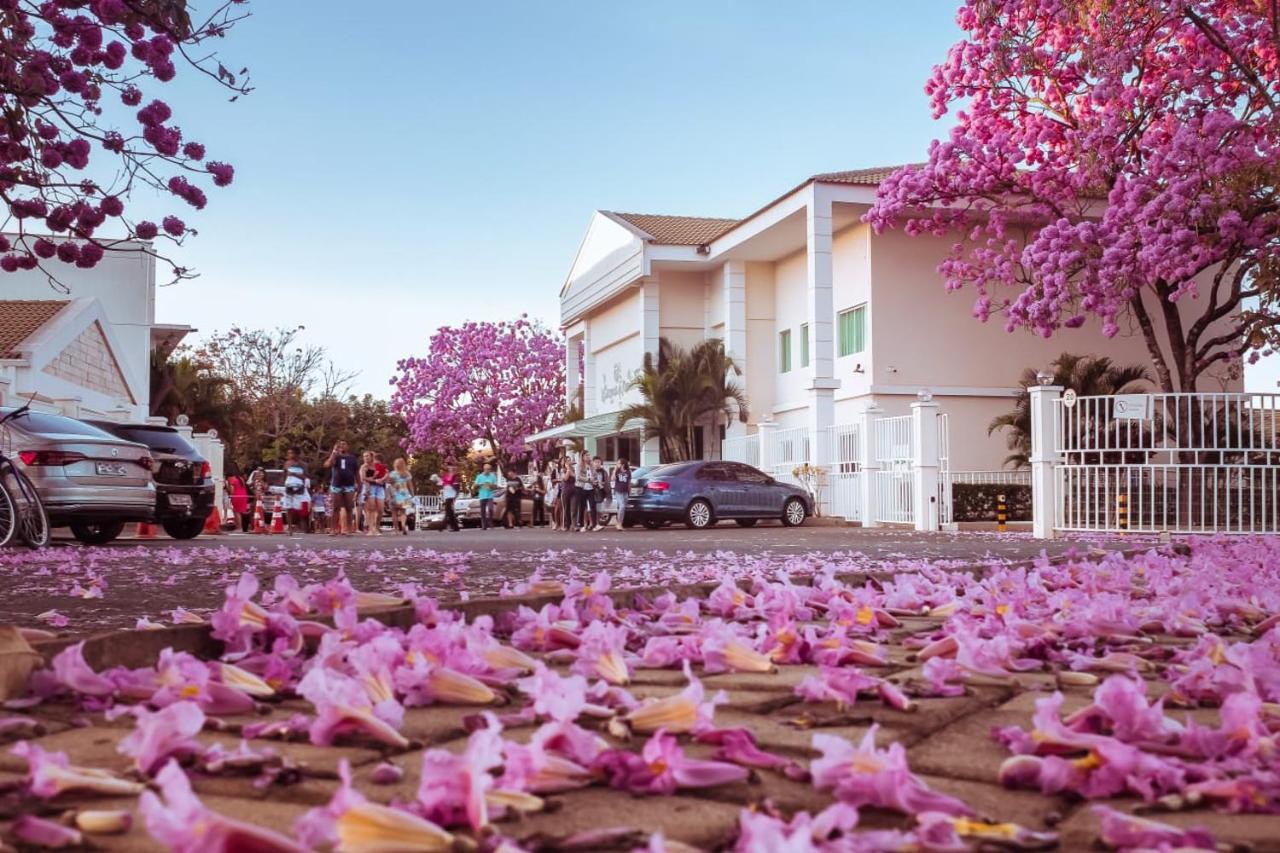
[0,300,69,359]
[810,165,919,185]
[607,212,740,246]
[606,167,916,247]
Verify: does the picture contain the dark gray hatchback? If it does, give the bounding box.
[84,421,215,541]
[624,460,812,530]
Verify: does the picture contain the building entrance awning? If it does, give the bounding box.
[526,412,645,444]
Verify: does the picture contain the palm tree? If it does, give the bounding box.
[990,354,1151,468]
[615,338,749,462]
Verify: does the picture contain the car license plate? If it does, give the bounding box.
[169,494,192,507]
[631,487,643,495]
[95,462,127,476]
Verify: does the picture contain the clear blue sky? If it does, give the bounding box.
[152,0,1279,396]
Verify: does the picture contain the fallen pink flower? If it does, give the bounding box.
[12,741,143,798]
[811,726,972,816]
[597,729,748,795]
[626,663,725,734]
[695,727,810,780]
[298,759,453,851]
[114,701,206,776]
[50,642,115,697]
[1093,806,1216,850]
[12,815,82,848]
[297,667,408,749]
[141,760,307,852]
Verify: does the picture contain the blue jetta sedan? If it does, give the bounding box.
[625,460,812,530]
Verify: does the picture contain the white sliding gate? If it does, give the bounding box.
[1045,391,1280,535]
[874,414,914,525]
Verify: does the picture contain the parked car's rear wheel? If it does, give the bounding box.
[642,518,664,530]
[685,499,714,530]
[70,521,126,545]
[781,498,807,527]
[162,518,205,540]
[734,518,758,528]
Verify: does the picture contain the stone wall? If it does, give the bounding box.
[41,320,135,403]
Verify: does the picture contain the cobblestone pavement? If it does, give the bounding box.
[3,542,1276,852]
[10,525,1142,636]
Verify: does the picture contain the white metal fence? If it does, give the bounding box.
[765,425,810,487]
[722,433,760,469]
[874,414,914,525]
[949,470,1032,486]
[1053,392,1280,534]
[825,422,862,522]
[937,413,952,526]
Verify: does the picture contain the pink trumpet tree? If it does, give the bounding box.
[0,0,248,286]
[867,0,1280,392]
[390,316,566,467]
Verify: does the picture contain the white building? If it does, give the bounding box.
[0,238,189,421]
[536,167,1217,484]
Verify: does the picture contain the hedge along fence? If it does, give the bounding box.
[952,483,1032,522]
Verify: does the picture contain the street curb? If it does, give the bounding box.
[28,543,1175,670]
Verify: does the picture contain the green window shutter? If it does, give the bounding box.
[800,323,810,367]
[779,329,791,373]
[838,306,866,357]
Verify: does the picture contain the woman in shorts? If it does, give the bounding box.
[359,451,386,536]
[387,457,415,535]
[282,449,308,536]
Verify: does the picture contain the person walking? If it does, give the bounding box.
[612,458,631,530]
[323,441,360,536]
[311,487,329,534]
[359,451,385,536]
[226,471,250,533]
[474,462,498,530]
[248,466,268,527]
[434,463,461,532]
[590,456,609,531]
[544,464,560,530]
[559,458,577,533]
[575,452,596,532]
[502,467,524,529]
[282,449,307,536]
[530,471,546,527]
[388,457,414,535]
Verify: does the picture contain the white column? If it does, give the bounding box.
[757,419,777,477]
[723,261,748,438]
[859,404,882,527]
[1030,382,1063,539]
[806,187,839,516]
[911,395,941,532]
[565,335,581,413]
[640,276,662,466]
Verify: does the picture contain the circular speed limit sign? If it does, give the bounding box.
[1062,389,1077,408]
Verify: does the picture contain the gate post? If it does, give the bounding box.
[911,392,941,532]
[1029,380,1063,539]
[859,405,882,527]
[757,419,777,478]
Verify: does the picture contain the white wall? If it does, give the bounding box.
[657,270,706,352]
[2,240,156,416]
[772,249,808,426]
[832,222,873,401]
[744,262,777,427]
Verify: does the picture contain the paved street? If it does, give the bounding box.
[8,523,1144,636]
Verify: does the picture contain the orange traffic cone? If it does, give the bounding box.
[252,502,267,534]
[134,521,158,539]
[202,507,222,535]
[270,501,285,535]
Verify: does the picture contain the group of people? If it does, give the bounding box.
[432,453,633,533]
[223,441,416,536]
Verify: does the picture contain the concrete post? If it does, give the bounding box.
[723,261,748,440]
[639,276,662,466]
[1029,383,1064,539]
[806,185,839,517]
[911,395,941,532]
[757,420,777,478]
[859,404,882,527]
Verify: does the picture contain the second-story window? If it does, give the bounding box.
[838,305,866,357]
[779,328,792,373]
[800,323,810,368]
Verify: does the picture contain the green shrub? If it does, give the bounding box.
[952,483,1031,522]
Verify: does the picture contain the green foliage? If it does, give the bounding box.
[952,483,1031,522]
[615,338,749,462]
[989,353,1151,468]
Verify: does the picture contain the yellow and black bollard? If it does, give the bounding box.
[996,493,1007,533]
[1117,493,1128,535]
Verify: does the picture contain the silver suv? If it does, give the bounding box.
[1,408,155,544]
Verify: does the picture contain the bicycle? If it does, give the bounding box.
[0,403,51,548]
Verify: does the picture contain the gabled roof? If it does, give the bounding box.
[810,165,915,186]
[0,300,70,359]
[604,212,740,246]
